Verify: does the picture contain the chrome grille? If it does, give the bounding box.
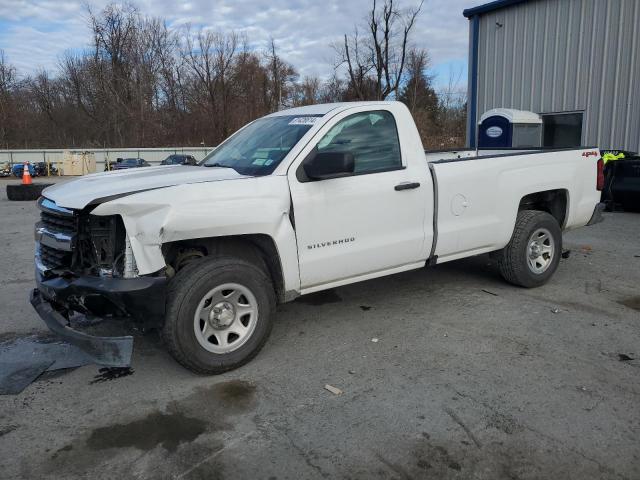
[36,197,76,271]
[40,209,75,234]
[40,243,72,269]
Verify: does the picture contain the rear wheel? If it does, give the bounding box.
[497,210,562,288]
[163,256,275,374]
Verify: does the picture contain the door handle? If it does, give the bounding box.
[394,182,421,191]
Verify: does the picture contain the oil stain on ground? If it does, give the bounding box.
[49,378,258,474]
[208,379,257,412]
[619,296,640,311]
[86,411,207,452]
[87,380,256,453]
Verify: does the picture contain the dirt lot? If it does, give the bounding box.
[0,178,639,480]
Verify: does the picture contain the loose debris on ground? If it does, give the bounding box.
[0,334,94,394]
[481,289,498,296]
[90,367,135,384]
[324,384,342,395]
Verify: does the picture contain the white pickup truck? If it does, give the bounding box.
[32,101,604,373]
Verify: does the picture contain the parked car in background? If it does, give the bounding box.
[0,162,11,177]
[104,158,122,171]
[161,154,197,166]
[34,162,58,177]
[11,163,36,178]
[113,158,151,170]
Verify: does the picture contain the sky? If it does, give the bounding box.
[0,0,487,92]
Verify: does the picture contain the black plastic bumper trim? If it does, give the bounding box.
[36,271,167,325]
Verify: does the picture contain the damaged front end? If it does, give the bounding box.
[32,197,167,365]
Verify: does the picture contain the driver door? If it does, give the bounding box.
[288,109,430,291]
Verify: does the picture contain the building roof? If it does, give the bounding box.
[463,0,530,18]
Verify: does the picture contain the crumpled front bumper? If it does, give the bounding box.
[35,269,167,325]
[30,289,133,367]
[32,271,167,367]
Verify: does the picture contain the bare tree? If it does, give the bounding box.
[293,76,321,106]
[436,64,467,148]
[183,28,239,138]
[337,0,423,100]
[0,1,466,150]
[0,50,17,146]
[264,38,297,110]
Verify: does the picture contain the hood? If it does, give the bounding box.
[43,165,249,209]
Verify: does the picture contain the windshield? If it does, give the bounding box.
[201,114,322,175]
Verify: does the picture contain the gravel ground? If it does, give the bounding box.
[0,177,639,480]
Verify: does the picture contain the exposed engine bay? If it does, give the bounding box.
[37,197,135,278]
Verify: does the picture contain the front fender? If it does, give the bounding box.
[92,176,300,293]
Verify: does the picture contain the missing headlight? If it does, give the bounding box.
[76,214,127,276]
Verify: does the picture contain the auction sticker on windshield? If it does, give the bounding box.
[289,117,318,125]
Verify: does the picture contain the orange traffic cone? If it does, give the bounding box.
[22,162,32,185]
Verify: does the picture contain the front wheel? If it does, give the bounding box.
[163,256,275,374]
[497,210,562,288]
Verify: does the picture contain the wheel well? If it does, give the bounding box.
[518,189,568,227]
[162,234,285,302]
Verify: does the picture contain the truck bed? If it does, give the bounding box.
[424,147,598,164]
[424,146,598,163]
[426,147,601,264]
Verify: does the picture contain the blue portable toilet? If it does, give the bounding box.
[478,108,542,148]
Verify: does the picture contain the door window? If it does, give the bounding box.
[316,111,402,174]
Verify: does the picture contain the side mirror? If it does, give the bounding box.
[303,150,355,180]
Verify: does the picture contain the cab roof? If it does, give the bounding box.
[267,101,400,117]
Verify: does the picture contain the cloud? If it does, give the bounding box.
[0,0,487,90]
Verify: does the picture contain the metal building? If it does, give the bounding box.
[464,0,640,151]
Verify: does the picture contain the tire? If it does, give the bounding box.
[163,256,276,374]
[6,183,53,201]
[497,210,562,288]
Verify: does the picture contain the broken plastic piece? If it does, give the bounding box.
[324,384,343,395]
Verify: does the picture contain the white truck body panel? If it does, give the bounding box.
[431,149,600,262]
[40,101,601,299]
[42,164,247,210]
[285,103,433,291]
[91,176,300,292]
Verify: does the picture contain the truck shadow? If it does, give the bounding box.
[291,254,503,308]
